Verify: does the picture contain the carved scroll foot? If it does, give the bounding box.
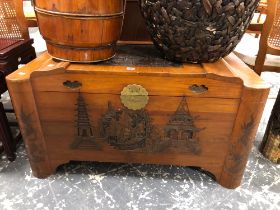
[217,175,242,189]
[31,165,56,179]
[31,160,68,178]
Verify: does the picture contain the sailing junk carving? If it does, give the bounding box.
[101,102,151,150]
[71,94,202,155]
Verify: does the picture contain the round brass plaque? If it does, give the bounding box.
[120,84,149,110]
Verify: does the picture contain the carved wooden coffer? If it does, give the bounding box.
[6,46,269,189]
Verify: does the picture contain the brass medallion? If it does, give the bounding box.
[120,84,149,110]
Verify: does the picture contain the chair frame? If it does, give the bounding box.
[0,0,36,160]
[247,0,267,34]
[254,0,280,74]
[14,0,30,39]
[0,0,30,39]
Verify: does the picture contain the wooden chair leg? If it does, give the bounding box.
[260,90,280,163]
[0,101,16,161]
[254,47,267,75]
[254,12,263,38]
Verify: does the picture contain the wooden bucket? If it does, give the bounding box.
[34,0,125,62]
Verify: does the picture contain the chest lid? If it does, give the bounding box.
[7,44,269,99]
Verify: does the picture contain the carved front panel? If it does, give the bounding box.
[70,92,202,155]
[35,87,239,163]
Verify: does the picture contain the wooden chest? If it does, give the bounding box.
[6,45,269,189]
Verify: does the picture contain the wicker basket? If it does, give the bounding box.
[140,0,260,63]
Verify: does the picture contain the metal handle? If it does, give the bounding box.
[189,84,208,94]
[63,80,82,89]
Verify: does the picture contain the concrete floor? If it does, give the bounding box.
[0,70,279,210]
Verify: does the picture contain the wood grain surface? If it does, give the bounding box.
[34,0,124,62]
[6,48,270,189]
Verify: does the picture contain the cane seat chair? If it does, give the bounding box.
[234,0,280,75]
[247,0,268,35]
[0,0,36,161]
[254,0,280,74]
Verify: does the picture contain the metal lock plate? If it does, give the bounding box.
[120,84,149,110]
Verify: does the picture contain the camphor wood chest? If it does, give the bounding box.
[6,45,269,189]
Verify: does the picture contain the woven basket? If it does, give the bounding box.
[140,0,260,63]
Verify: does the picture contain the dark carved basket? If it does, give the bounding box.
[139,0,260,63]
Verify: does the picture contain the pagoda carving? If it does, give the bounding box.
[71,92,100,150]
[163,97,202,154]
